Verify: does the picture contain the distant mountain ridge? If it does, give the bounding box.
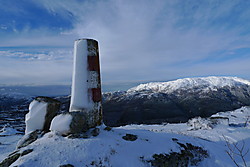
[127,76,250,93]
[1,76,250,128]
[103,76,250,126]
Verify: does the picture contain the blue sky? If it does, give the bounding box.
[0,0,250,87]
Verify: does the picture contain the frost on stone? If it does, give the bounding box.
[16,130,40,149]
[50,114,73,135]
[25,100,48,134]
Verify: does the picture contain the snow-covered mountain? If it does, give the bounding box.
[127,76,250,94]
[103,76,250,126]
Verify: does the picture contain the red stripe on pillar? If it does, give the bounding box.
[88,56,100,71]
[90,88,102,102]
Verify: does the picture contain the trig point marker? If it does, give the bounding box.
[69,39,102,130]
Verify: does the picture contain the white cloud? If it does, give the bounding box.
[1,0,250,85]
[0,49,73,61]
[0,49,73,85]
[57,0,249,82]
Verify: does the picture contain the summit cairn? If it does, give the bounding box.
[70,39,102,127]
[50,39,103,135]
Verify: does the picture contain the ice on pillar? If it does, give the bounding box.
[69,38,102,129]
[70,39,89,111]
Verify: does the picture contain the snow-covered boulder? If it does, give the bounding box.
[50,112,93,135]
[50,114,72,135]
[17,97,61,148]
[25,97,60,134]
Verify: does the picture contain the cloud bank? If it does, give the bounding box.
[1,0,250,86]
[0,48,73,85]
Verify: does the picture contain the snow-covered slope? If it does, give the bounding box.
[128,76,250,94]
[1,107,250,167]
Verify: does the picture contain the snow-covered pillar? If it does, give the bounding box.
[69,39,102,129]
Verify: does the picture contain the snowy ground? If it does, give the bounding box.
[0,127,22,161]
[1,107,250,167]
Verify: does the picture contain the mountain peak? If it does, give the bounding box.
[128,76,250,93]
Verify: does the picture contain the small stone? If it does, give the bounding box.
[172,138,178,142]
[122,134,137,141]
[104,126,112,131]
[67,133,89,139]
[59,164,74,167]
[91,128,100,137]
[21,149,33,156]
